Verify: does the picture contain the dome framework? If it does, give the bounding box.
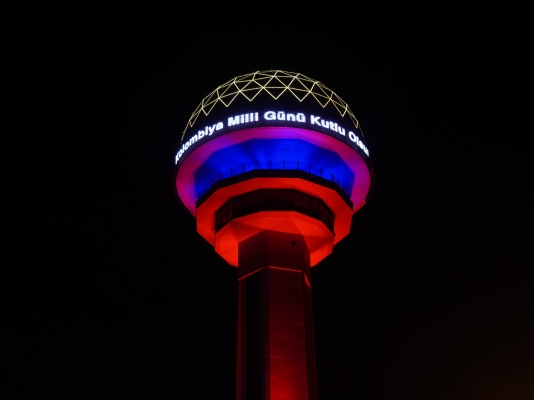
[181,70,361,141]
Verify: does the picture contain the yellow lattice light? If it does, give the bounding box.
[182,70,361,141]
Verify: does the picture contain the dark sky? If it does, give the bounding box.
[13,8,532,399]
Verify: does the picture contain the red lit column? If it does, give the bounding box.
[236,230,318,400]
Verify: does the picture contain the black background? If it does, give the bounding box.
[11,6,532,399]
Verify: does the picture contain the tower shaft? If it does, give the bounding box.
[236,231,318,400]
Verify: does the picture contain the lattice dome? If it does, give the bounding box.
[182,70,360,141]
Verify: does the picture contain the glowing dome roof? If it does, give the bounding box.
[181,70,361,141]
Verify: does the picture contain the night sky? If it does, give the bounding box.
[13,8,532,399]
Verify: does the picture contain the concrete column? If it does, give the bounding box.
[236,230,318,400]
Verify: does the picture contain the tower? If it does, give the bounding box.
[173,71,373,400]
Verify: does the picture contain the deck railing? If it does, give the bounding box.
[196,160,350,199]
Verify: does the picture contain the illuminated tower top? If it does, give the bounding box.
[174,70,373,266]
